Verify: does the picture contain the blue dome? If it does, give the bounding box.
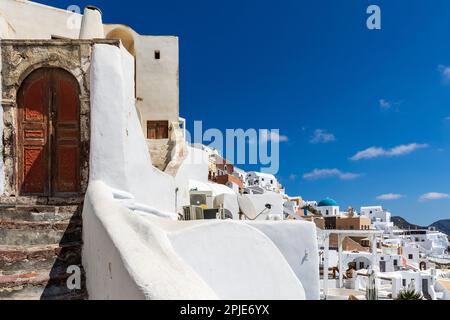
[318,198,338,207]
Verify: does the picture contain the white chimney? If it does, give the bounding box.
[79,6,104,39]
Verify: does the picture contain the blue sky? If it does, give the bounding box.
[39,0,450,225]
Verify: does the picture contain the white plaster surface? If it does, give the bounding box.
[0,0,82,39]
[0,14,11,38]
[169,221,307,300]
[83,181,217,300]
[84,181,316,300]
[90,44,176,212]
[79,7,104,39]
[248,221,321,300]
[135,35,179,123]
[174,146,209,209]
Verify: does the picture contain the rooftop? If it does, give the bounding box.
[318,198,338,207]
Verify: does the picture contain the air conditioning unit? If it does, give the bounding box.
[190,191,213,208]
[182,206,204,221]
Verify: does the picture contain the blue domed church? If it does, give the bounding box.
[317,198,341,217]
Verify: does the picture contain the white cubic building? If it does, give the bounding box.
[316,198,340,217]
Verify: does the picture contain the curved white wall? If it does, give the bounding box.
[90,44,176,212]
[83,181,317,300]
[169,221,307,300]
[83,181,218,300]
[248,221,321,300]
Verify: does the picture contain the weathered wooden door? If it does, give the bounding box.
[17,68,81,198]
[147,120,169,139]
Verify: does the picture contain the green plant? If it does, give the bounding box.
[396,288,423,300]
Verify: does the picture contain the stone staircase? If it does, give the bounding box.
[148,122,188,175]
[148,138,175,172]
[0,204,87,300]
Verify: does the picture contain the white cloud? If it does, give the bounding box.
[351,143,428,161]
[376,193,404,201]
[438,65,450,82]
[310,129,336,144]
[419,192,450,202]
[260,130,289,143]
[445,116,450,121]
[249,130,288,145]
[379,99,392,110]
[289,174,298,181]
[303,168,361,181]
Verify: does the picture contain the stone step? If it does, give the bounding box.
[0,220,82,246]
[0,243,82,275]
[0,268,86,300]
[0,205,81,222]
[149,149,171,157]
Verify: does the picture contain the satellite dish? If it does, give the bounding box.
[237,194,258,220]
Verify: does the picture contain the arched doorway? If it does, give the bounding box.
[17,68,81,197]
[420,261,427,271]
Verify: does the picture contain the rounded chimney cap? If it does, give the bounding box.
[85,5,102,15]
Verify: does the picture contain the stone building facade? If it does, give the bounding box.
[0,39,119,204]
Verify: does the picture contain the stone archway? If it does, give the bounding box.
[1,40,94,202]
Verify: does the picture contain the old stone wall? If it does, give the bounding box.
[0,39,118,204]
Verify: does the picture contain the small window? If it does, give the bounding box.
[394,260,398,266]
[408,254,414,260]
[402,279,407,287]
[155,50,161,60]
[359,262,365,270]
[147,121,169,139]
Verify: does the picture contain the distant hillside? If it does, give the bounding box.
[391,216,426,230]
[392,216,450,235]
[431,220,450,236]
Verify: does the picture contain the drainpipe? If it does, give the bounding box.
[79,6,104,39]
[175,187,179,213]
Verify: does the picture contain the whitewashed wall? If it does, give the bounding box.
[0,0,82,39]
[104,24,179,135]
[83,181,217,300]
[90,44,175,212]
[249,221,321,300]
[135,35,179,124]
[174,146,209,210]
[170,221,308,300]
[90,44,176,212]
[83,181,319,300]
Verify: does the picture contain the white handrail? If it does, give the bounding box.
[108,185,178,220]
